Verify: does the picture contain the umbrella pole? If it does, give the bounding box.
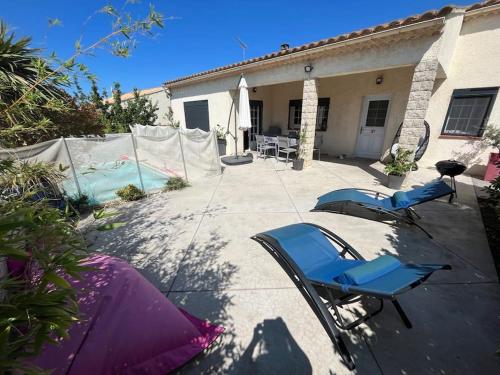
[234,94,238,159]
[221,74,253,166]
[225,74,244,158]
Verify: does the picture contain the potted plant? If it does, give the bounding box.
[384,148,414,189]
[483,126,500,182]
[215,124,227,156]
[293,128,307,170]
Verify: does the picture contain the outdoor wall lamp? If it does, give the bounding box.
[376,75,384,85]
[304,64,313,73]
[252,87,257,93]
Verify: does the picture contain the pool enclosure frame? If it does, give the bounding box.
[0,129,222,204]
[62,134,150,197]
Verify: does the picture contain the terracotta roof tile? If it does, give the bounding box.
[164,1,500,87]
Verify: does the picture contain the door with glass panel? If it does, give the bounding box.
[355,95,391,159]
[245,100,263,150]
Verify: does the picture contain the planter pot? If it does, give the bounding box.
[293,159,304,171]
[387,174,406,189]
[217,139,227,156]
[484,152,500,182]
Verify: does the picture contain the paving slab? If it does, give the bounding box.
[170,288,381,374]
[208,183,297,214]
[162,177,221,215]
[277,165,346,187]
[218,168,283,186]
[83,195,204,291]
[414,200,498,281]
[357,283,500,374]
[171,212,302,291]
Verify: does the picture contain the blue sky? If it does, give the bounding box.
[1,0,473,94]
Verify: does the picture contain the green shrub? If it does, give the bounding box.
[65,193,90,216]
[116,184,145,201]
[163,177,189,192]
[0,158,67,199]
[384,148,414,176]
[0,197,88,372]
[483,126,500,153]
[486,176,500,208]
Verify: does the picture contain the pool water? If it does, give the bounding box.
[63,160,169,205]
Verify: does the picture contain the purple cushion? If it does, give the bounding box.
[7,258,26,277]
[34,255,223,374]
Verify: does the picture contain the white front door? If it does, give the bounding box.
[355,95,391,159]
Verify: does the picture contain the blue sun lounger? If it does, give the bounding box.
[312,180,455,238]
[252,223,450,370]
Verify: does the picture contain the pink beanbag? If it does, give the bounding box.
[34,255,223,374]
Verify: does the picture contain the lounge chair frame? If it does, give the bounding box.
[251,223,450,370]
[312,187,455,239]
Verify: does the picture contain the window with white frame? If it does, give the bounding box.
[316,98,330,131]
[288,99,302,130]
[442,88,498,137]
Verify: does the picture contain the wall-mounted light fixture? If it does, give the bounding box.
[376,75,384,85]
[252,87,257,93]
[304,64,313,73]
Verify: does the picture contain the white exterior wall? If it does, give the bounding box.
[169,79,239,153]
[423,12,500,175]
[146,90,171,125]
[122,89,171,125]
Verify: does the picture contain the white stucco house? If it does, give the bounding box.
[165,1,500,175]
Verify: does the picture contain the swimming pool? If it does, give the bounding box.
[63,160,169,205]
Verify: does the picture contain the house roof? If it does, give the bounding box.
[164,0,500,87]
[105,86,164,104]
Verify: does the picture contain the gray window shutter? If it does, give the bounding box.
[184,100,210,131]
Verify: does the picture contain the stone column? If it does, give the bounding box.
[299,78,319,168]
[399,58,439,153]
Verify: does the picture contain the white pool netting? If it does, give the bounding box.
[0,126,221,205]
[130,125,221,181]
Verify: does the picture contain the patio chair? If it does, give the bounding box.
[252,223,451,370]
[312,180,455,238]
[256,135,276,159]
[277,136,296,165]
[390,121,430,165]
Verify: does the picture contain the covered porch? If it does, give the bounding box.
[245,66,416,162]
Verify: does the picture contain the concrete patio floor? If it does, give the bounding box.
[84,157,500,374]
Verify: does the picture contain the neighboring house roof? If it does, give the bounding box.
[164,0,500,87]
[105,86,164,104]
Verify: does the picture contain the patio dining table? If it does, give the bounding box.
[264,136,298,148]
[262,136,298,162]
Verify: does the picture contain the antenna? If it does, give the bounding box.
[235,37,248,60]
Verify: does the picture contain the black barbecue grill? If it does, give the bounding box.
[435,160,467,202]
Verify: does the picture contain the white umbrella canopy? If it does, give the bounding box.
[238,77,252,131]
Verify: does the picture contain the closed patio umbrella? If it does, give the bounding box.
[221,74,253,165]
[238,77,252,131]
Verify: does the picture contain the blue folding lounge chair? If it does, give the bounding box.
[312,180,455,238]
[251,223,451,370]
